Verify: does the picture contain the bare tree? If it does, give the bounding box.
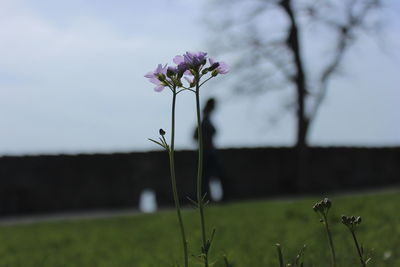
[206,0,382,150]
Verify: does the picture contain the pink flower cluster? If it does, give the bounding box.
[145,51,228,92]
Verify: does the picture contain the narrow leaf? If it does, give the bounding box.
[148,138,165,148]
[186,196,199,208]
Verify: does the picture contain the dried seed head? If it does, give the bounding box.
[324,198,332,209]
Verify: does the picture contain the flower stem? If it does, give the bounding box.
[195,80,208,267]
[323,215,337,267]
[275,244,284,267]
[169,89,189,267]
[351,230,366,267]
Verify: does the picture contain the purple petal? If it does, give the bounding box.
[197,51,207,59]
[149,77,161,85]
[167,66,177,73]
[162,64,168,74]
[155,64,163,73]
[185,51,196,58]
[144,72,154,78]
[208,58,216,65]
[154,85,165,92]
[173,55,184,65]
[218,61,229,74]
[184,76,193,84]
[177,62,188,73]
[154,64,167,75]
[183,52,194,63]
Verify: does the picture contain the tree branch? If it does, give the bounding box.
[308,0,381,123]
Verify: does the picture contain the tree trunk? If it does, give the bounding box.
[280,0,310,191]
[280,0,309,149]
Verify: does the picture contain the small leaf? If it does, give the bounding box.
[201,192,208,202]
[148,138,165,148]
[186,197,199,208]
[160,135,169,148]
[209,228,216,243]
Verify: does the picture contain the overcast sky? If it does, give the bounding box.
[0,0,399,156]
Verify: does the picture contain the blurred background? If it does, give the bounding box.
[0,0,399,216]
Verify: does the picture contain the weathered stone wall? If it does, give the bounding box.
[0,147,399,216]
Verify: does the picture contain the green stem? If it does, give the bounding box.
[223,254,231,267]
[195,79,208,267]
[351,230,366,267]
[275,244,284,267]
[169,89,189,267]
[323,215,336,267]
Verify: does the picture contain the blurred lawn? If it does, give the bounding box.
[0,190,399,267]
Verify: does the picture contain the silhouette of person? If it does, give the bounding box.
[194,98,225,201]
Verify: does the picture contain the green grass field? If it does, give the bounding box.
[0,190,399,267]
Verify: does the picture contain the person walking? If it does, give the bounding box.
[194,98,225,201]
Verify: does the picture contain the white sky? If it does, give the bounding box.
[0,0,399,155]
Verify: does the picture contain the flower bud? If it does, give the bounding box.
[323,198,331,209]
[313,202,322,212]
[202,68,209,74]
[167,67,176,78]
[157,73,166,81]
[341,215,348,225]
[211,69,219,77]
[208,62,220,71]
[177,63,187,78]
[159,129,166,136]
[312,204,318,212]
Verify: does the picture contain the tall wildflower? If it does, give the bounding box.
[145,51,228,267]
